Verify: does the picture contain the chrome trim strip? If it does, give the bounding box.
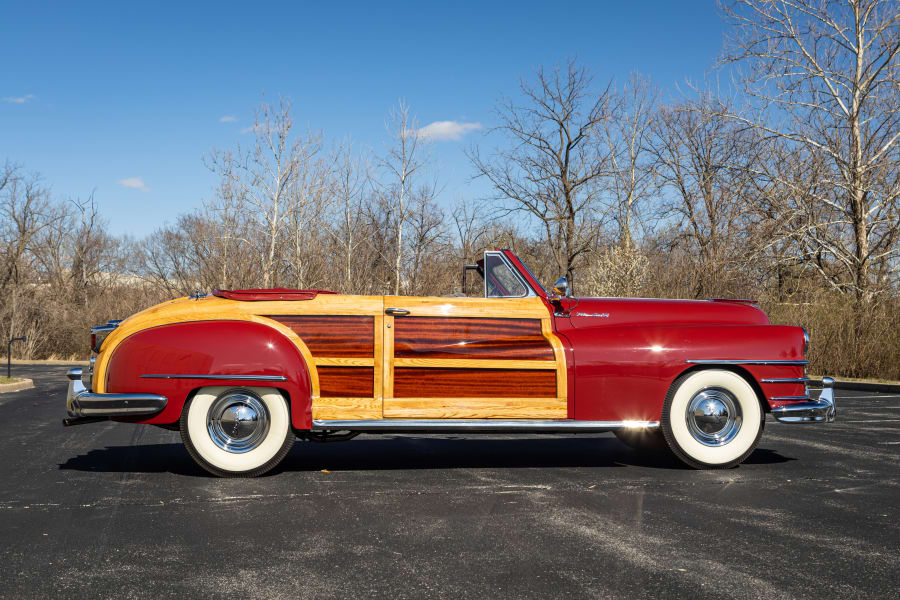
[771,377,836,424]
[685,359,809,366]
[139,374,288,381]
[311,419,659,432]
[66,368,167,417]
[770,395,812,401]
[761,377,812,384]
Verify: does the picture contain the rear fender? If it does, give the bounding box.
[103,319,316,429]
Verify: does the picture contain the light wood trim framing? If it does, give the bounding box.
[542,317,568,401]
[383,397,566,419]
[373,313,384,408]
[313,357,375,367]
[312,397,382,420]
[95,294,568,421]
[381,296,568,419]
[383,313,394,400]
[382,295,552,319]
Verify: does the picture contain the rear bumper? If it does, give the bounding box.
[65,368,167,418]
[771,377,836,423]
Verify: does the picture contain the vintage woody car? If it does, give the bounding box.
[64,249,835,477]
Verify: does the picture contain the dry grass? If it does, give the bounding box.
[766,295,900,381]
[810,374,900,385]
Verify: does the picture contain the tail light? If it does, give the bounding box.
[90,320,121,353]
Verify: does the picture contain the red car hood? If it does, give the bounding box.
[561,297,770,328]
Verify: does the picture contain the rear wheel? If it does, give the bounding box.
[180,386,294,477]
[660,370,764,469]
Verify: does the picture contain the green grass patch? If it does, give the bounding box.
[0,377,22,384]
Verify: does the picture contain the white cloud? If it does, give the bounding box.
[240,124,263,134]
[2,94,35,104]
[119,177,150,192]
[416,120,482,141]
[219,115,237,123]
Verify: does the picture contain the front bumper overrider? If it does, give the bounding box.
[771,377,836,423]
[64,367,167,424]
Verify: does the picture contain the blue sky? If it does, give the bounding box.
[1,1,727,237]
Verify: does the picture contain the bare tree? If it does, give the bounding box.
[204,177,248,290]
[469,59,614,281]
[405,185,446,296]
[206,98,321,288]
[649,95,762,297]
[332,139,368,291]
[285,137,328,289]
[604,72,660,249]
[0,164,57,295]
[375,101,430,295]
[721,0,900,303]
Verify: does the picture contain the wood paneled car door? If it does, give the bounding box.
[383,256,568,418]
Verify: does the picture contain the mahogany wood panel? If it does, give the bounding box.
[317,366,374,397]
[392,358,557,370]
[393,317,554,360]
[266,315,374,358]
[393,368,556,398]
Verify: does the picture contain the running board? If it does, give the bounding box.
[311,419,659,433]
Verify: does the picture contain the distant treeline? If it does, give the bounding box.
[2,1,899,379]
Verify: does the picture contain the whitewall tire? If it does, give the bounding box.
[180,386,294,477]
[661,370,764,469]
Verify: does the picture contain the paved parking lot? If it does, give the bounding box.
[1,364,898,599]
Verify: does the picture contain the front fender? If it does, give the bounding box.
[103,320,315,429]
[565,323,806,421]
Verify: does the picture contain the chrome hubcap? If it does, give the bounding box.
[207,390,270,453]
[686,388,742,446]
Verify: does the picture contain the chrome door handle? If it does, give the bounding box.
[385,308,410,316]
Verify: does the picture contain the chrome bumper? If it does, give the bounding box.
[66,368,167,418]
[771,376,836,423]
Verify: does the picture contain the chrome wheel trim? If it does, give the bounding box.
[685,387,742,447]
[206,389,270,454]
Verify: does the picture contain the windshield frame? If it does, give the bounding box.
[482,251,537,298]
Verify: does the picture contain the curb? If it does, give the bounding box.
[808,379,900,394]
[5,360,89,366]
[0,378,35,393]
[833,381,900,394]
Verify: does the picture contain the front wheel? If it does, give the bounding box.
[180,386,294,477]
[660,370,764,469]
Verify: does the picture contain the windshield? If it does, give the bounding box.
[484,253,528,298]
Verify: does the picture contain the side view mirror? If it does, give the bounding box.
[552,277,569,297]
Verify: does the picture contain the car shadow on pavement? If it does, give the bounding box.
[59,443,212,477]
[58,435,796,476]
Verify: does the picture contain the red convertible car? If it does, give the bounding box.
[64,249,835,477]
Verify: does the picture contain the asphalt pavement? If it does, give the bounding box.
[1,364,898,599]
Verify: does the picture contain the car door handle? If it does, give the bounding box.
[385,308,410,316]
